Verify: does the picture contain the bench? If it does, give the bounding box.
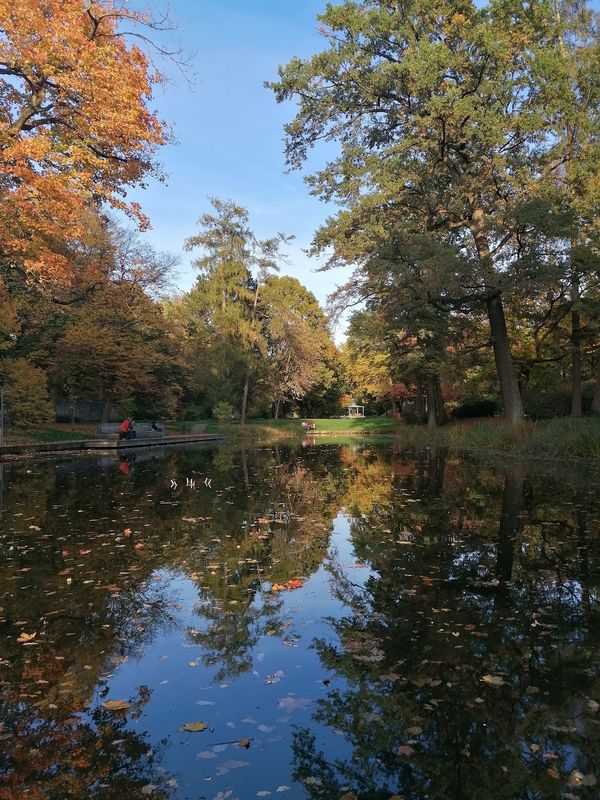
[97,422,165,439]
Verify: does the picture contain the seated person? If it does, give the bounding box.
[151,421,162,432]
[118,418,136,440]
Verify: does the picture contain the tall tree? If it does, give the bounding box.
[269,0,573,424]
[184,199,290,423]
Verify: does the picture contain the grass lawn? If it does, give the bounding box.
[4,423,98,445]
[167,417,397,438]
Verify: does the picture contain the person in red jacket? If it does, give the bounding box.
[118,418,136,440]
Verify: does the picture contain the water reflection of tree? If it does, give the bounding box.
[293,452,600,800]
[185,446,353,679]
[0,688,173,800]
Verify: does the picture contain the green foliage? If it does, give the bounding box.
[269,0,600,424]
[213,401,235,426]
[453,398,499,420]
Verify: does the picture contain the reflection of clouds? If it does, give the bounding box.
[277,695,311,712]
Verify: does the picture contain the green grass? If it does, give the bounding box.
[392,416,600,460]
[4,423,98,445]
[25,429,95,442]
[221,416,397,443]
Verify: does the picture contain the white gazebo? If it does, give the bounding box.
[347,404,365,418]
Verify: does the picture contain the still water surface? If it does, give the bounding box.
[1,443,599,800]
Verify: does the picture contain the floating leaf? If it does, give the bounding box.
[17,632,36,643]
[239,738,251,749]
[396,745,414,756]
[481,675,505,686]
[568,771,597,787]
[102,699,130,712]
[406,726,422,736]
[547,767,560,780]
[178,721,208,733]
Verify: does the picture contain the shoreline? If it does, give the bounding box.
[0,433,225,461]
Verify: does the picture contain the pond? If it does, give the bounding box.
[1,443,599,800]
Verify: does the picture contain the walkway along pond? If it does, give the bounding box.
[0,442,599,799]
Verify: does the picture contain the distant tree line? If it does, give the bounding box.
[5,0,600,427]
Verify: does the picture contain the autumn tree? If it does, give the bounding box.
[260,275,335,418]
[0,0,172,288]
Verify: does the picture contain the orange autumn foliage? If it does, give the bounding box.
[0,0,169,285]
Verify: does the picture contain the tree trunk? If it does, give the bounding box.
[426,374,446,428]
[592,354,600,413]
[486,294,524,424]
[240,445,250,489]
[495,463,524,583]
[570,268,582,417]
[240,370,250,425]
[434,375,446,426]
[100,399,111,423]
[274,397,281,419]
[470,210,523,424]
[414,379,425,424]
[427,446,446,497]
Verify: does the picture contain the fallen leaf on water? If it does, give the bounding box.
[178,721,208,733]
[547,767,560,780]
[17,632,36,643]
[239,738,251,749]
[396,745,414,756]
[481,675,505,686]
[406,726,422,736]
[568,771,597,787]
[135,542,144,550]
[102,699,130,712]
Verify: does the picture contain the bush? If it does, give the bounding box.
[522,386,571,420]
[453,398,499,419]
[1,359,54,426]
[401,401,426,425]
[213,401,235,426]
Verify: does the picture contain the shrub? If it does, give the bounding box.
[213,401,235,426]
[453,398,499,419]
[1,359,54,426]
[522,385,571,420]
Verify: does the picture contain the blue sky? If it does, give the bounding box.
[129,0,350,336]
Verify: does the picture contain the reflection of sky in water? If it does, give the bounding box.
[1,445,600,798]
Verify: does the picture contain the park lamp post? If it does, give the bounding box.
[0,383,4,447]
